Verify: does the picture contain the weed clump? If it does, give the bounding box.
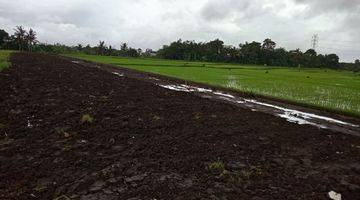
[81,114,94,123]
[208,161,225,172]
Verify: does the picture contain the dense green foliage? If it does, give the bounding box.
[1,27,143,57]
[1,26,359,71]
[157,39,342,69]
[0,50,12,71]
[66,53,360,117]
[0,27,37,51]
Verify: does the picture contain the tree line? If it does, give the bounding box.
[0,27,149,57]
[0,26,37,52]
[157,39,345,69]
[1,26,359,71]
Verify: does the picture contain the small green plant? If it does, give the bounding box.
[100,96,108,102]
[81,114,94,123]
[62,144,72,151]
[239,167,263,181]
[209,161,225,172]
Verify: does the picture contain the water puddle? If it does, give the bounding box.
[328,191,341,200]
[149,77,160,81]
[27,120,33,128]
[242,99,358,128]
[158,84,212,93]
[155,83,359,135]
[213,92,235,99]
[113,72,124,77]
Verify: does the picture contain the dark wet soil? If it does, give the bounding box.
[1,53,360,200]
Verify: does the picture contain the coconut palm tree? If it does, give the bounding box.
[26,28,37,52]
[14,26,27,51]
[98,41,106,55]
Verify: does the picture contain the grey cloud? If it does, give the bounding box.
[0,0,359,61]
[295,0,360,12]
[201,0,251,21]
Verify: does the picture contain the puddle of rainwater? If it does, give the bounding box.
[27,120,33,128]
[244,99,358,127]
[113,72,124,77]
[213,92,235,99]
[149,77,160,81]
[158,84,212,93]
[156,83,359,130]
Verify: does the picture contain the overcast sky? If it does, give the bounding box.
[0,0,359,61]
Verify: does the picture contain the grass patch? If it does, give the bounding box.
[208,161,225,172]
[0,50,13,71]
[81,114,94,123]
[64,53,360,117]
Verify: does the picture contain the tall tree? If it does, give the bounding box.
[0,29,9,47]
[239,41,262,64]
[304,49,317,57]
[289,49,303,67]
[261,39,276,65]
[304,49,318,67]
[205,39,225,61]
[76,44,83,51]
[355,59,360,65]
[97,41,106,55]
[14,26,27,51]
[325,54,339,68]
[26,28,37,52]
[262,38,276,51]
[121,43,128,51]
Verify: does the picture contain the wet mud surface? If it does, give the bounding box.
[1,53,360,199]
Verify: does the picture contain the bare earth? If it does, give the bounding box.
[0,53,360,200]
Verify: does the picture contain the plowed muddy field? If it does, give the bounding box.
[1,53,359,200]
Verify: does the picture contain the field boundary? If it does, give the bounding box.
[62,54,360,120]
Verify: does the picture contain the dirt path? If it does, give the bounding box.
[1,53,360,200]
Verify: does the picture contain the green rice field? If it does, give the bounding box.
[0,50,12,71]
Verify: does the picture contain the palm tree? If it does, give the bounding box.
[14,26,27,51]
[98,41,106,55]
[26,28,37,52]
